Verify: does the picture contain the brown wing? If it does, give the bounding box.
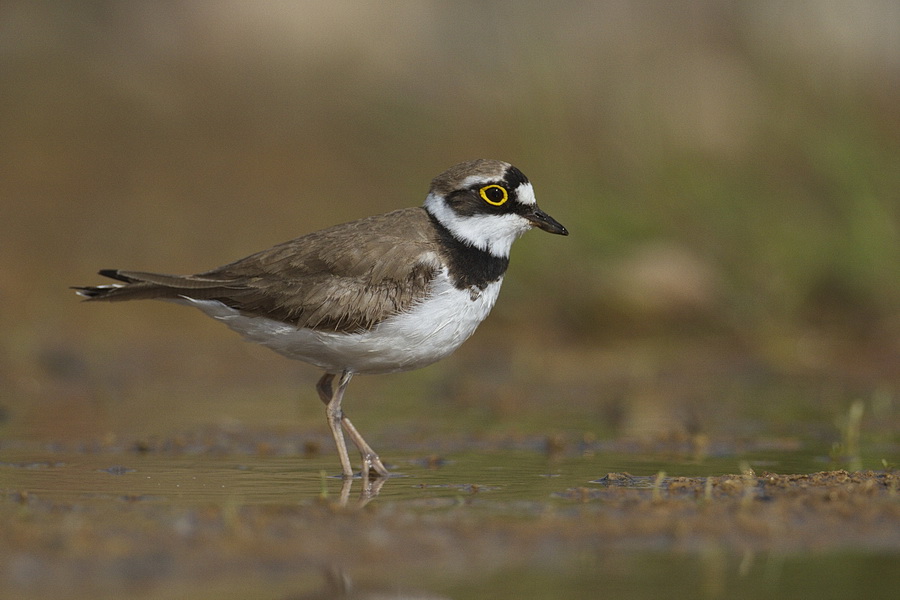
[76,208,443,333]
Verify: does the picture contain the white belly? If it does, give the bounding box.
[178,270,503,375]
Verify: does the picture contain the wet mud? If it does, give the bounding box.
[1,432,898,600]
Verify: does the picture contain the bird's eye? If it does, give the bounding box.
[479,184,508,206]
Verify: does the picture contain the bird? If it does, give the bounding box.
[74,159,568,479]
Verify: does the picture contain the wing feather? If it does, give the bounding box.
[76,208,442,333]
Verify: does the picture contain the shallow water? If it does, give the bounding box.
[0,445,854,507]
[2,443,899,600]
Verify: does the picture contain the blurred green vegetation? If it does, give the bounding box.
[0,1,896,447]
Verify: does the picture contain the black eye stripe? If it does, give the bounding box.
[445,169,532,216]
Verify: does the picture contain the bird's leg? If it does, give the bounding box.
[340,416,390,478]
[317,372,354,479]
[315,371,390,479]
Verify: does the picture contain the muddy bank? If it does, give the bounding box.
[2,450,898,599]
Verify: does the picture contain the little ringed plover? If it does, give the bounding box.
[74,159,568,478]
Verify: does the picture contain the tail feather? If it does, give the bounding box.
[72,269,237,302]
[72,283,125,299]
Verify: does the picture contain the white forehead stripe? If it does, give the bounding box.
[515,182,537,205]
[459,174,493,188]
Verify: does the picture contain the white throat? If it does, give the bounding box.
[424,184,536,258]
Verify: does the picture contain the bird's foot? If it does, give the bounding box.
[361,453,390,479]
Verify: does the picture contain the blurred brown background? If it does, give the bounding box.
[1,1,897,452]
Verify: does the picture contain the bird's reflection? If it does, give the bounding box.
[336,472,388,507]
[287,563,450,599]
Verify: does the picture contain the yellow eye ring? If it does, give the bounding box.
[479,184,508,206]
